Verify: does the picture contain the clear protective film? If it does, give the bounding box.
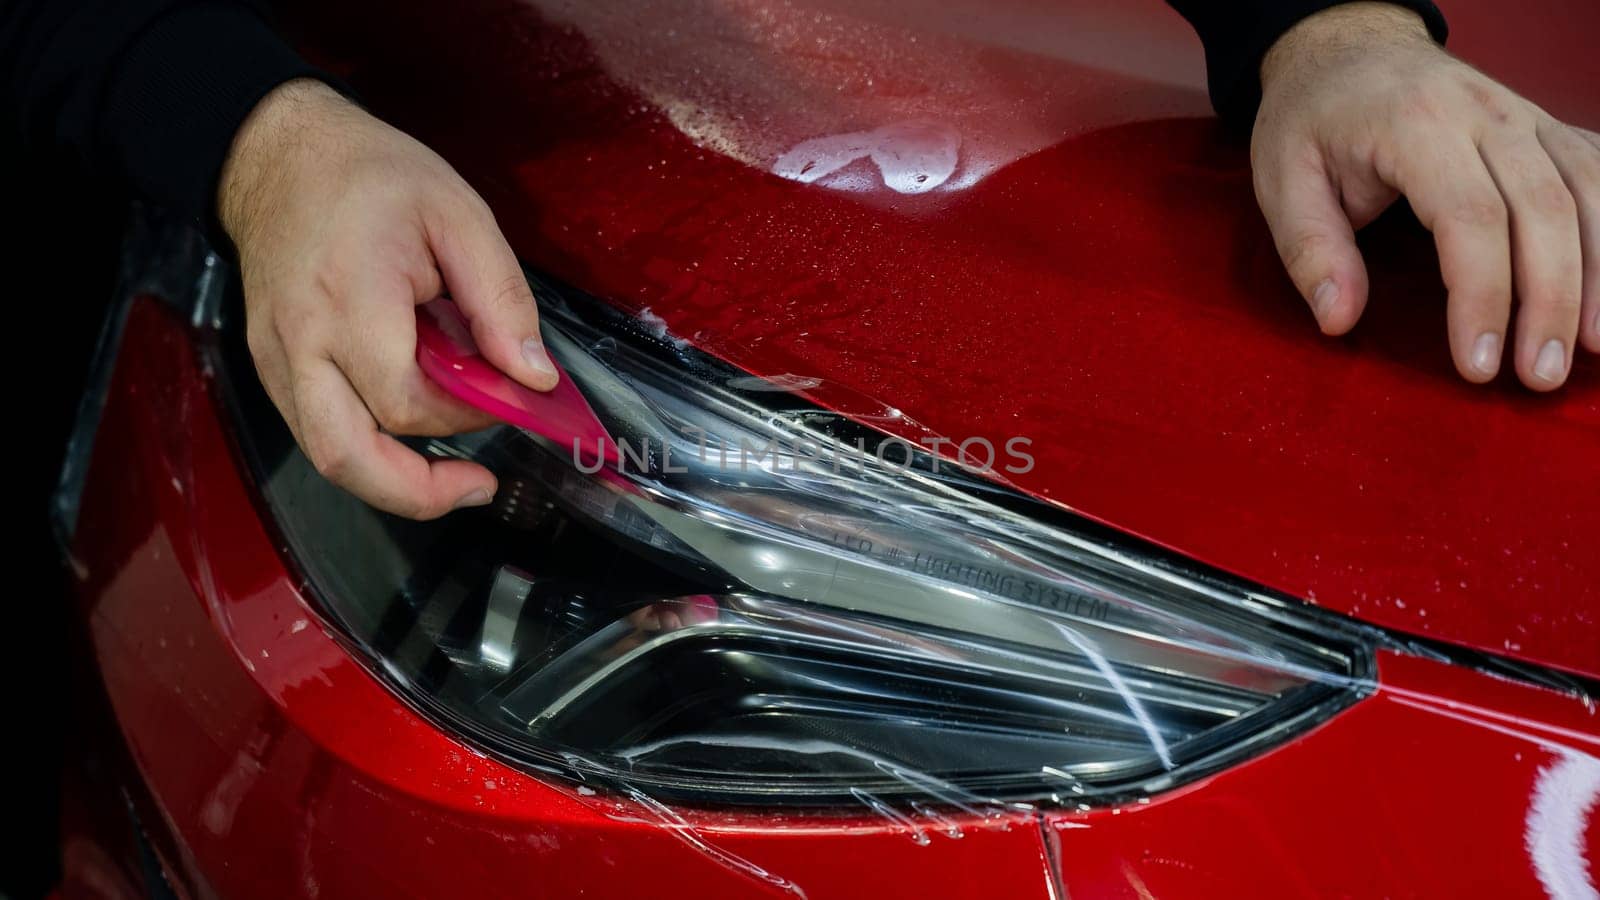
[187,250,1600,897]
[238,271,1377,825]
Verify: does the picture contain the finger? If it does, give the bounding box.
[424,188,559,392]
[333,277,501,436]
[1479,133,1584,389]
[1255,143,1371,335]
[1540,122,1600,354]
[292,356,498,519]
[1390,132,1513,383]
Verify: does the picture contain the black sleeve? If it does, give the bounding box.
[1167,0,1449,129]
[1,0,334,229]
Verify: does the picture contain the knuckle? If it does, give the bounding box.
[1279,230,1334,275]
[1529,287,1584,316]
[366,388,415,434]
[372,402,414,435]
[311,265,341,301]
[1522,177,1577,219]
[1556,135,1600,187]
[245,319,275,361]
[1462,79,1519,125]
[309,254,359,308]
[391,494,441,521]
[434,182,496,231]
[273,313,311,350]
[1448,192,1508,230]
[456,187,495,221]
[372,394,439,436]
[305,438,352,482]
[1393,79,1449,123]
[488,272,536,316]
[1573,146,1600,186]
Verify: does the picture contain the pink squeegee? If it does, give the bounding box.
[415,298,618,467]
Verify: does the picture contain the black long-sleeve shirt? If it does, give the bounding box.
[1168,0,1447,125]
[2,0,1448,233]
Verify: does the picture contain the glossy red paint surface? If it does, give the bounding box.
[283,0,1600,679]
[65,299,1600,899]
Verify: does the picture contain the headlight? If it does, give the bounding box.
[221,273,1373,807]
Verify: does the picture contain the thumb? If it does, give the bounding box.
[425,190,559,392]
[1256,150,1371,335]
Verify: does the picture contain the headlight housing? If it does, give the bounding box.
[219,272,1373,808]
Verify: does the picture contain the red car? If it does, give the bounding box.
[56,1,1598,898]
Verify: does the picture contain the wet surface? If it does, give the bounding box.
[63,262,1598,898]
[72,312,1600,894]
[284,0,1600,679]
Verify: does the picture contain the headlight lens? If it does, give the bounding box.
[222,273,1373,807]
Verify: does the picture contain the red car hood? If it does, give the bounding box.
[291,0,1600,678]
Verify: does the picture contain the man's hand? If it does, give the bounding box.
[1253,2,1600,389]
[219,79,557,519]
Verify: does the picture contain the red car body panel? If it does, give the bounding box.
[283,0,1600,679]
[61,1,1600,897]
[63,300,1599,899]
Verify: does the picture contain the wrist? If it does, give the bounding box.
[1261,3,1434,94]
[218,78,354,246]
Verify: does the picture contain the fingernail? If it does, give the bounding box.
[454,488,493,510]
[522,337,557,382]
[1471,332,1502,377]
[1533,339,1568,384]
[1311,280,1338,321]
